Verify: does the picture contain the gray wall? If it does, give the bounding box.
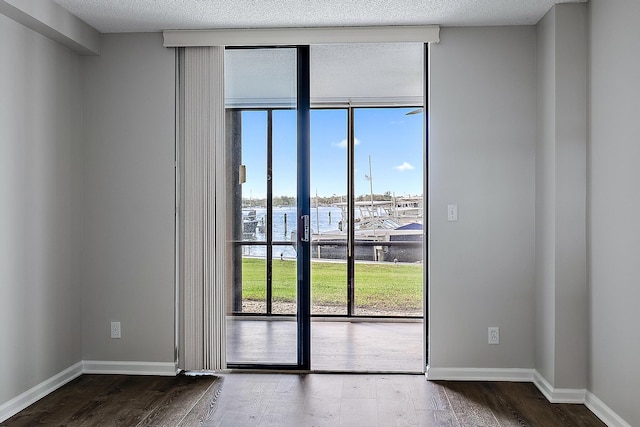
[4,4,640,425]
[534,8,557,384]
[428,27,536,369]
[81,33,176,362]
[535,3,588,390]
[0,14,83,403]
[552,4,587,390]
[588,0,640,424]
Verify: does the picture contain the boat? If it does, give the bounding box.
[390,196,423,225]
[310,200,423,263]
[242,209,259,234]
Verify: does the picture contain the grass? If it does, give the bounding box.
[241,258,423,310]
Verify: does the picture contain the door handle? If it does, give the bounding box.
[300,215,310,242]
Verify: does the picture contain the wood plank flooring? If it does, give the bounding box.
[211,374,606,427]
[3,373,607,427]
[2,374,222,427]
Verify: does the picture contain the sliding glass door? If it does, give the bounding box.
[224,43,425,371]
[224,47,310,368]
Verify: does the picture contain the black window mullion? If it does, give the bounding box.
[347,107,355,317]
[266,110,273,315]
[296,45,311,369]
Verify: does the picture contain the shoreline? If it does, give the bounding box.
[241,255,423,266]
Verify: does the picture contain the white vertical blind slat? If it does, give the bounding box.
[181,46,226,371]
[212,47,227,368]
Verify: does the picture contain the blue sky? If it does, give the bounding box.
[241,107,423,199]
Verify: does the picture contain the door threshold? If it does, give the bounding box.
[223,368,424,375]
[311,369,424,375]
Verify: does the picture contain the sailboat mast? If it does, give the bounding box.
[316,188,320,235]
[369,155,376,237]
[369,155,374,207]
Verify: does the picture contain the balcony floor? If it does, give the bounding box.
[227,318,424,372]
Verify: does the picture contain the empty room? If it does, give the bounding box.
[1,0,638,426]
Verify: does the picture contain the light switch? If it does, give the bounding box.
[447,204,458,221]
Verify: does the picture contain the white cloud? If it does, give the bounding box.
[332,137,360,148]
[394,162,414,172]
[334,139,348,148]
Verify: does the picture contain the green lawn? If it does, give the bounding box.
[241,258,423,310]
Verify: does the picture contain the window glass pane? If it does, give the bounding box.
[310,43,423,106]
[241,111,266,243]
[271,247,297,315]
[310,109,348,315]
[272,110,297,242]
[353,107,423,317]
[226,49,297,109]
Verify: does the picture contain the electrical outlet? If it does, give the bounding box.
[488,327,499,344]
[111,321,121,339]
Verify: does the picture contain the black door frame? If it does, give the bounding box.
[226,44,428,371]
[296,45,311,369]
[226,45,312,370]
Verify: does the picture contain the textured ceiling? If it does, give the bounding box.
[53,0,587,33]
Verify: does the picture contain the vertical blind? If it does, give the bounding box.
[180,46,226,371]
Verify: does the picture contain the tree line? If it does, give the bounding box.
[243,192,398,207]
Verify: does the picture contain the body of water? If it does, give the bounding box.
[242,206,343,259]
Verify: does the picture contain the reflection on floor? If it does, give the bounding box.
[226,319,424,372]
[209,373,606,427]
[4,373,606,427]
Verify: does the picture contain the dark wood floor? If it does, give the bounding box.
[3,373,606,427]
[227,319,424,372]
[210,374,606,427]
[2,374,222,427]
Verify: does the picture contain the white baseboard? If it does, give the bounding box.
[532,371,586,404]
[426,366,535,382]
[0,361,83,423]
[0,360,179,422]
[82,360,179,376]
[585,391,633,427]
[426,367,632,426]
[4,363,631,427]
[426,367,588,404]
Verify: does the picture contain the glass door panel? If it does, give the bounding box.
[270,110,298,316]
[310,109,348,315]
[225,48,299,366]
[353,107,424,317]
[237,111,267,314]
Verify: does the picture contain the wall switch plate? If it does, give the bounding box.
[111,321,121,339]
[488,327,499,344]
[447,204,458,221]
